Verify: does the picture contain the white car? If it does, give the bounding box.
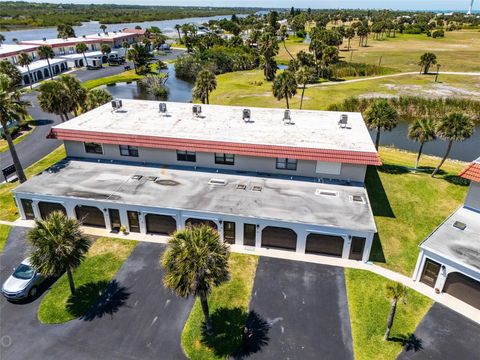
[2,258,45,301]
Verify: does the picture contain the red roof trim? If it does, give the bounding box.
[48,128,382,166]
[459,162,480,182]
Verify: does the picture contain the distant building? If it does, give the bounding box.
[20,36,102,56]
[0,43,39,64]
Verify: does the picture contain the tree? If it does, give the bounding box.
[0,33,5,46]
[37,45,55,80]
[58,75,87,116]
[277,25,294,60]
[419,52,437,74]
[38,80,72,121]
[57,24,76,38]
[28,211,90,295]
[122,41,130,56]
[408,118,437,169]
[100,24,107,33]
[0,60,22,88]
[17,52,33,89]
[258,32,279,81]
[75,43,89,68]
[384,283,407,340]
[174,24,182,44]
[192,70,217,104]
[345,27,355,51]
[0,74,29,183]
[296,66,314,110]
[365,99,399,150]
[161,224,229,333]
[100,44,111,56]
[431,113,475,177]
[272,70,297,109]
[126,43,153,74]
[85,88,112,111]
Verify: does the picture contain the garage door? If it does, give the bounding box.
[185,218,218,230]
[444,272,480,309]
[306,234,344,257]
[38,201,66,219]
[75,205,106,228]
[261,226,297,251]
[146,214,177,235]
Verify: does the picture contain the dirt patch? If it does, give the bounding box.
[381,83,480,99]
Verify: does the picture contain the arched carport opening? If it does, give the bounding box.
[43,68,49,78]
[78,59,84,67]
[185,218,218,230]
[23,75,30,85]
[36,70,43,80]
[261,226,297,251]
[75,205,106,228]
[54,65,60,74]
[146,214,177,235]
[444,272,480,309]
[61,62,67,70]
[38,201,66,219]
[306,233,344,257]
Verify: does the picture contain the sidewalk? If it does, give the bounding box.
[4,218,480,325]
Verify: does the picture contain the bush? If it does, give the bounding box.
[432,29,445,38]
[330,62,392,78]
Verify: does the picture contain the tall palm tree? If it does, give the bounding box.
[345,27,355,51]
[272,70,297,109]
[0,74,29,183]
[126,43,153,74]
[431,113,475,177]
[161,224,230,333]
[75,43,89,68]
[365,99,399,150]
[37,45,55,80]
[192,70,217,104]
[85,88,112,111]
[58,75,87,116]
[384,283,407,340]
[277,25,294,60]
[38,80,72,122]
[419,52,437,74]
[296,66,314,110]
[258,32,279,81]
[17,52,33,89]
[100,44,111,56]
[28,211,91,295]
[408,118,437,169]
[174,24,182,44]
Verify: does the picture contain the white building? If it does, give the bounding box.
[20,36,102,56]
[14,100,380,262]
[17,58,68,86]
[413,157,480,309]
[0,43,39,64]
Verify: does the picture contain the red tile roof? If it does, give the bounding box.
[123,28,146,35]
[459,161,480,182]
[47,129,382,166]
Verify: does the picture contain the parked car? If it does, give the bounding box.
[2,258,45,300]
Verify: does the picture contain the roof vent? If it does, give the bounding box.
[111,99,123,111]
[159,102,167,114]
[283,109,293,124]
[146,176,158,181]
[131,174,143,180]
[251,185,262,192]
[339,114,348,128]
[42,37,47,41]
[208,178,227,186]
[315,189,338,197]
[193,105,202,116]
[236,184,247,190]
[350,195,365,203]
[243,109,251,122]
[453,221,467,230]
[98,33,101,36]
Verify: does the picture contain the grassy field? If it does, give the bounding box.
[81,69,144,90]
[369,148,467,275]
[0,145,66,222]
[345,269,433,360]
[182,253,258,360]
[38,237,137,324]
[0,225,11,253]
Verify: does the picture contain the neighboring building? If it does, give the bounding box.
[0,44,39,64]
[413,157,480,309]
[20,37,102,56]
[14,100,380,261]
[17,58,68,86]
[58,50,120,68]
[85,31,141,48]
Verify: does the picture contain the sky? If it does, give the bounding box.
[0,0,475,11]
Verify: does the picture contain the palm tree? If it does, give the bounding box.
[365,100,399,150]
[0,33,5,46]
[85,88,112,111]
[126,43,153,74]
[100,44,111,56]
[161,224,229,333]
[345,27,355,51]
[58,75,87,116]
[17,52,33,89]
[431,113,475,177]
[384,283,407,340]
[296,66,314,110]
[100,24,107,33]
[28,211,91,295]
[38,80,72,122]
[174,24,182,44]
[192,70,217,104]
[419,52,437,74]
[272,70,297,109]
[75,43,89,67]
[277,25,294,60]
[37,45,55,80]
[0,60,22,88]
[258,32,279,81]
[0,74,29,183]
[408,118,437,169]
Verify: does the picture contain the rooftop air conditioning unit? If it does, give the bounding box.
[283,109,292,124]
[193,105,202,116]
[111,99,123,111]
[339,114,348,128]
[159,102,167,114]
[243,109,251,122]
[42,37,47,41]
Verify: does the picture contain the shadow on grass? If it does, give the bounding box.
[442,175,470,187]
[365,166,395,218]
[200,308,269,359]
[66,280,130,321]
[390,333,423,352]
[368,233,386,263]
[378,164,410,175]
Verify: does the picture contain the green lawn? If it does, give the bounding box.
[345,269,433,360]
[81,69,144,90]
[182,253,259,360]
[0,145,66,221]
[38,237,137,324]
[0,225,11,253]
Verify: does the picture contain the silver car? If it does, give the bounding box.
[2,258,45,300]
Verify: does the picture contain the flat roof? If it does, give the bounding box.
[0,44,38,57]
[20,37,99,47]
[58,50,118,60]
[14,159,377,232]
[50,100,380,165]
[421,207,480,272]
[85,32,137,40]
[17,58,67,73]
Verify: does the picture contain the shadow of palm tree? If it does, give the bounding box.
[232,310,270,359]
[66,280,130,321]
[442,175,470,186]
[390,333,423,352]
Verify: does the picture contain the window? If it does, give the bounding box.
[177,150,196,162]
[276,158,297,170]
[119,145,139,157]
[215,153,235,165]
[84,142,103,154]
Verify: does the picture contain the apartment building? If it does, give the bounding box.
[20,36,102,56]
[14,100,380,261]
[0,43,39,64]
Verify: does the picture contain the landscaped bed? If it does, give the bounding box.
[38,237,137,324]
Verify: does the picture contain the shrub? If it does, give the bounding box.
[330,62,392,78]
[432,29,445,38]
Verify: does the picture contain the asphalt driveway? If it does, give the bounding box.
[0,227,193,360]
[397,303,480,360]
[246,257,353,360]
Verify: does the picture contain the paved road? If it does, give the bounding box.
[245,257,354,359]
[397,303,480,360]
[0,227,193,360]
